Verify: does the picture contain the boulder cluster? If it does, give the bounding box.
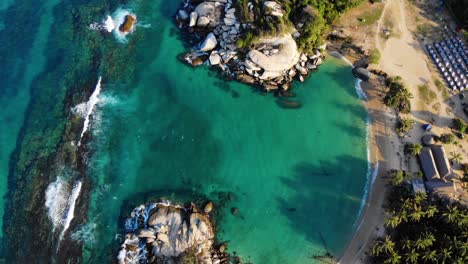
[117,201,232,264]
[176,0,325,92]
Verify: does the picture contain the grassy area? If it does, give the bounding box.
[416,23,435,37]
[368,49,381,64]
[418,84,437,104]
[358,6,384,26]
[433,78,450,100]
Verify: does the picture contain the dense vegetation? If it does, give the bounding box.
[236,0,364,52]
[446,0,468,27]
[371,185,468,264]
[384,76,413,114]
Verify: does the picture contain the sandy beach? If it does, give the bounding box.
[338,0,467,262]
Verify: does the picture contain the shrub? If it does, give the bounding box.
[368,49,381,64]
[452,118,467,134]
[439,133,455,144]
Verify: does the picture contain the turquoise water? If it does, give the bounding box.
[0,0,59,243]
[1,0,368,262]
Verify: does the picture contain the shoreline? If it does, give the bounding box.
[331,51,396,263]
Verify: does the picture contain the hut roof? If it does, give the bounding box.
[431,145,451,178]
[422,134,435,146]
[425,180,457,200]
[420,147,440,181]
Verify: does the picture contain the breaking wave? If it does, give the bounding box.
[73,76,102,146]
[45,176,83,242]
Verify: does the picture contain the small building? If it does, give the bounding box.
[352,68,370,82]
[422,134,435,146]
[420,147,440,181]
[425,180,458,202]
[431,145,452,178]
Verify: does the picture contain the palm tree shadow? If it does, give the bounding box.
[277,155,369,256]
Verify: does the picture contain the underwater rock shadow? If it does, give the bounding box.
[277,155,369,256]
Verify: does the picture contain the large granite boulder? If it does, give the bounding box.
[119,15,137,33]
[200,33,218,52]
[118,202,219,264]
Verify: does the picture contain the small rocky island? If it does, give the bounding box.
[117,201,234,264]
[176,0,325,92]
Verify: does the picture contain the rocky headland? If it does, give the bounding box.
[118,201,235,264]
[176,0,325,92]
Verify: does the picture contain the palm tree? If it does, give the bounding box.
[383,236,396,254]
[391,170,405,186]
[442,206,460,223]
[409,143,423,156]
[385,214,401,228]
[450,152,463,164]
[404,250,419,264]
[421,232,435,248]
[384,251,402,264]
[424,205,438,218]
[422,250,437,263]
[409,206,424,222]
[438,247,452,264]
[372,243,384,257]
[402,238,413,251]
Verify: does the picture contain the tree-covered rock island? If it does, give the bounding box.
[176,0,363,92]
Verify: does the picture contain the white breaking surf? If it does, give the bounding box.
[73,76,102,146]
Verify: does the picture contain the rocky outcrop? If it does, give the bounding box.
[117,201,230,264]
[176,0,325,92]
[200,33,218,52]
[119,14,137,33]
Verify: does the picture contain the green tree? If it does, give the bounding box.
[422,250,437,263]
[406,143,422,156]
[384,251,402,264]
[390,170,405,186]
[404,250,419,264]
[439,133,455,144]
[396,118,414,135]
[384,76,413,113]
[450,152,463,164]
[452,118,467,133]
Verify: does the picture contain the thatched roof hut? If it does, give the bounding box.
[420,147,440,181]
[422,135,435,146]
[431,145,452,178]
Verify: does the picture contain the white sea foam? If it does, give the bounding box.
[45,176,83,243]
[354,79,368,101]
[45,177,69,231]
[71,222,97,244]
[73,76,102,146]
[104,15,115,32]
[330,51,377,228]
[110,8,134,43]
[60,180,82,240]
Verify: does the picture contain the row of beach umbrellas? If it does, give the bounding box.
[426,31,467,91]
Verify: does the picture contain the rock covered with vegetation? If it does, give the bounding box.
[175,0,363,92]
[118,201,233,264]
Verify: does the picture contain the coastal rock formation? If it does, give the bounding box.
[119,14,137,33]
[175,0,325,92]
[117,201,231,264]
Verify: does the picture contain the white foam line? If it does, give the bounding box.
[78,76,102,146]
[60,181,82,241]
